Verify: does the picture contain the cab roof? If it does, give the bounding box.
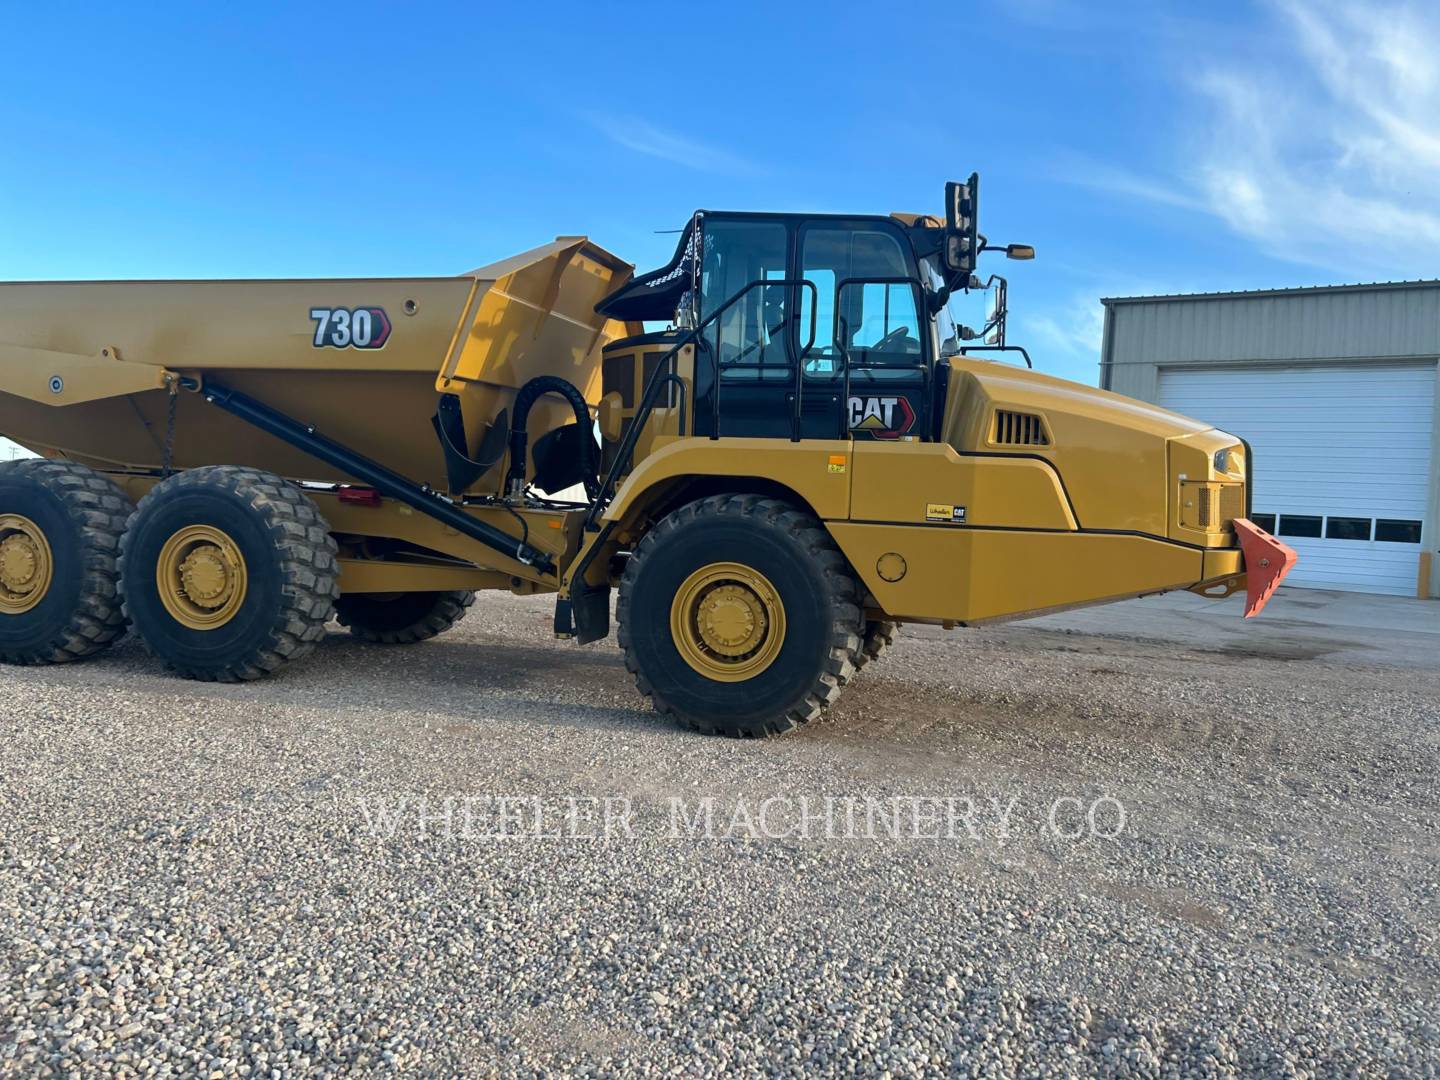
[596,210,939,322]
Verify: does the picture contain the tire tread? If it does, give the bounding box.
[850,619,899,679]
[0,459,131,664]
[617,494,862,737]
[119,466,339,681]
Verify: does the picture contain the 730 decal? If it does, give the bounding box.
[309,307,392,349]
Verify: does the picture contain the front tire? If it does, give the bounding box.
[119,466,339,681]
[0,459,132,664]
[334,589,475,644]
[851,619,899,677]
[617,495,862,737]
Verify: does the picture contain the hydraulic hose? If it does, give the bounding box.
[506,375,600,500]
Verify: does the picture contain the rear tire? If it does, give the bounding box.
[0,459,131,664]
[334,589,475,644]
[617,495,862,737]
[119,466,338,681]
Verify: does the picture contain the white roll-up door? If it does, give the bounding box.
[1158,362,1435,595]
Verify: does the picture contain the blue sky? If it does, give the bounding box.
[3,0,1438,385]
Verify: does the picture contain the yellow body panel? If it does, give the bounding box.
[1202,548,1245,578]
[335,558,514,594]
[438,239,631,405]
[0,342,173,406]
[597,339,693,474]
[828,523,1207,624]
[849,441,1076,530]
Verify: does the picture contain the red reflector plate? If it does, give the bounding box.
[337,487,381,507]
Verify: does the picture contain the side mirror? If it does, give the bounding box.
[1005,244,1035,261]
[943,173,980,275]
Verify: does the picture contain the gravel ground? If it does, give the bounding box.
[1,591,1437,1077]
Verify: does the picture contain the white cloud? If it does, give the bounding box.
[1025,293,1106,361]
[585,114,758,175]
[1056,156,1205,214]
[1063,0,1440,276]
[1191,1,1440,270]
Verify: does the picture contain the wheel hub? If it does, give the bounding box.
[157,524,248,629]
[1,536,39,590]
[0,515,53,614]
[670,562,786,682]
[696,584,767,657]
[179,545,233,607]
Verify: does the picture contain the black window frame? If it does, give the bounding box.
[696,215,796,374]
[1324,516,1373,541]
[1375,519,1422,544]
[1278,514,1323,538]
[793,216,933,375]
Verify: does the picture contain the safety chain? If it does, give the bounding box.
[161,378,179,478]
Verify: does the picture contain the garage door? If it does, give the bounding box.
[1159,362,1435,596]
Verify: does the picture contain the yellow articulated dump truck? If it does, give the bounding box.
[0,175,1294,736]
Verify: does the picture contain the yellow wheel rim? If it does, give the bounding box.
[670,561,786,682]
[156,524,248,630]
[0,514,53,614]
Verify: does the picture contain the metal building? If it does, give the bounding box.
[1100,280,1440,598]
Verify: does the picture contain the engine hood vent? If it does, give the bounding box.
[993,409,1050,447]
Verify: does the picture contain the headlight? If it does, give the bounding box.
[1213,445,1243,477]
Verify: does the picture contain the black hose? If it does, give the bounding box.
[506,375,599,500]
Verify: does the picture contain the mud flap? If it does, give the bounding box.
[1233,517,1299,618]
[553,580,611,644]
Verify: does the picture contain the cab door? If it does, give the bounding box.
[796,222,931,441]
[693,216,797,439]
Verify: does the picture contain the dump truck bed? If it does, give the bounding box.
[0,238,634,492]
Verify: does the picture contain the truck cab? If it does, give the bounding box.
[597,209,942,443]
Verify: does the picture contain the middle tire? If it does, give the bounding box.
[334,589,475,644]
[119,466,339,681]
[618,495,863,737]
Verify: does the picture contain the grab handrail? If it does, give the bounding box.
[583,278,817,529]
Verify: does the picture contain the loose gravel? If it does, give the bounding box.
[1,591,1436,1077]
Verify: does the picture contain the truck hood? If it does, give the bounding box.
[943,358,1230,536]
[948,358,1213,440]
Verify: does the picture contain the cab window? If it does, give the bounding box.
[799,226,921,375]
[698,220,790,376]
